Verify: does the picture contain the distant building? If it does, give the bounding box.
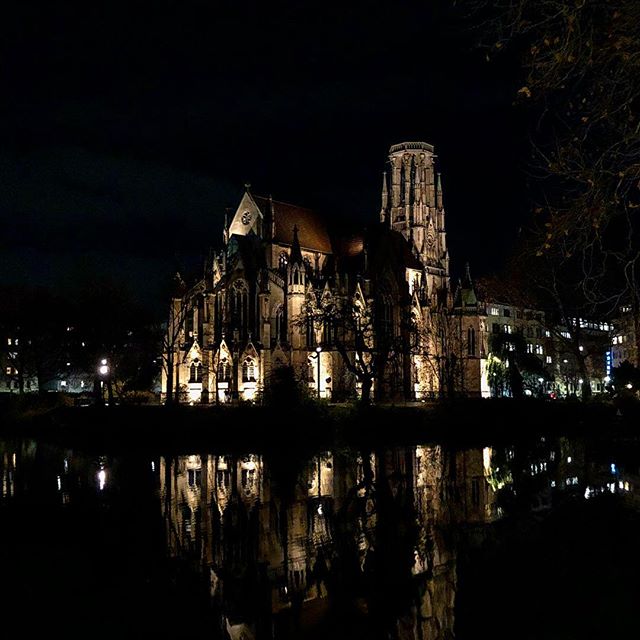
[454,271,611,398]
[611,304,639,370]
[1,335,37,394]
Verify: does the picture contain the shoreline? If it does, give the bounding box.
[0,397,632,454]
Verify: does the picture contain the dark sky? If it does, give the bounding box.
[0,1,529,315]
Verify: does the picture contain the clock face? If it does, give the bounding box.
[241,211,252,225]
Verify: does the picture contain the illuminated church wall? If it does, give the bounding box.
[161,142,453,404]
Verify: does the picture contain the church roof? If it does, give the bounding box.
[253,196,332,254]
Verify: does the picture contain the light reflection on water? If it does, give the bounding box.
[1,434,639,638]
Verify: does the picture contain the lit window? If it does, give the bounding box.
[545,330,551,338]
[467,327,476,356]
[189,360,202,383]
[526,343,534,353]
[5,367,11,375]
[242,357,256,382]
[6,338,11,346]
[546,356,552,364]
[218,358,230,381]
[60,380,67,387]
[489,307,500,316]
[535,345,544,355]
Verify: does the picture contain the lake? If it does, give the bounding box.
[1,430,638,638]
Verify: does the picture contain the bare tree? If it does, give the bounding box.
[412,303,463,400]
[461,0,640,365]
[295,288,397,406]
[161,274,193,405]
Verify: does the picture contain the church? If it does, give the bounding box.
[161,141,456,404]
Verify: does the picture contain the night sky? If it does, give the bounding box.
[1,1,529,315]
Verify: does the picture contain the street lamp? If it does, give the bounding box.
[97,357,111,406]
[310,346,322,398]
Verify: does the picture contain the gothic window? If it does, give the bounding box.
[410,312,419,348]
[323,318,334,346]
[279,252,288,270]
[307,357,315,383]
[275,306,286,343]
[293,268,299,285]
[189,360,202,382]
[185,309,194,340]
[306,314,315,347]
[242,357,256,382]
[218,357,231,381]
[231,281,249,337]
[214,295,223,339]
[467,328,476,356]
[377,298,393,338]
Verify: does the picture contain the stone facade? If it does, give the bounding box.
[162,142,451,403]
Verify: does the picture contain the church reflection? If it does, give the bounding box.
[3,431,638,639]
[159,445,507,638]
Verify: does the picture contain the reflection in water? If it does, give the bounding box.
[159,446,503,638]
[2,434,640,638]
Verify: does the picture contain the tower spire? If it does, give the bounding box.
[223,209,230,246]
[464,262,473,287]
[380,171,388,223]
[289,225,303,265]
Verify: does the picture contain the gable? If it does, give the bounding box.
[228,192,263,238]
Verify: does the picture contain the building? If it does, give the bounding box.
[162,141,452,403]
[162,140,619,404]
[454,271,612,398]
[611,304,639,370]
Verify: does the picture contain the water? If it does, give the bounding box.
[1,433,639,638]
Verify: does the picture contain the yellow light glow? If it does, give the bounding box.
[483,447,492,475]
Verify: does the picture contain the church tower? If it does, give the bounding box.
[380,142,449,293]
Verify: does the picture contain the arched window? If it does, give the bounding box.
[293,269,299,285]
[242,357,256,382]
[189,360,202,383]
[306,314,315,347]
[214,295,223,340]
[218,357,230,381]
[231,281,249,338]
[279,252,288,271]
[467,327,476,356]
[275,306,286,343]
[377,297,393,338]
[307,357,315,383]
[323,318,334,346]
[410,312,419,348]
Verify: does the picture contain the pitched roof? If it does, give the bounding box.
[253,195,332,254]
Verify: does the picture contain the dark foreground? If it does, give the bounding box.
[1,399,639,638]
